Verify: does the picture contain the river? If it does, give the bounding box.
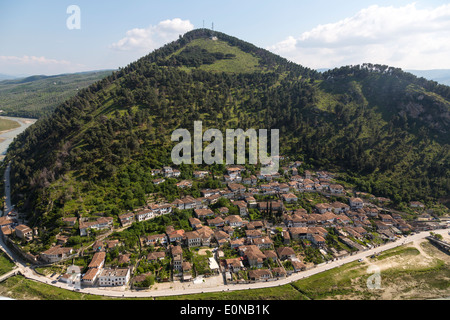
[0,116,37,215]
[0,116,37,160]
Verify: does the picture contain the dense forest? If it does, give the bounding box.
[4,29,449,234]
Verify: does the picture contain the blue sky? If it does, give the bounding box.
[1,0,450,75]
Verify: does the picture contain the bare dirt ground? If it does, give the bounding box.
[149,274,224,293]
[351,236,450,300]
[20,120,34,125]
[197,248,213,256]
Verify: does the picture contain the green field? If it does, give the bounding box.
[0,251,15,276]
[174,38,261,74]
[0,276,112,300]
[0,118,20,132]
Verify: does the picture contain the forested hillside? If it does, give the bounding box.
[4,29,449,235]
[0,70,113,118]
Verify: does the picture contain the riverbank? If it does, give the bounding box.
[0,116,37,161]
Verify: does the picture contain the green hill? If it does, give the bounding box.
[0,70,114,118]
[4,29,449,243]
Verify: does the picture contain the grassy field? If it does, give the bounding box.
[0,251,15,276]
[0,276,112,300]
[0,240,448,300]
[0,275,306,301]
[0,118,20,132]
[291,241,450,300]
[155,284,308,300]
[177,38,261,74]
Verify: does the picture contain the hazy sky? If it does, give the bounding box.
[1,0,450,75]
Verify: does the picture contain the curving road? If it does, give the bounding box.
[1,229,447,298]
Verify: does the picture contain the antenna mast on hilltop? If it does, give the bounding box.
[210,22,218,40]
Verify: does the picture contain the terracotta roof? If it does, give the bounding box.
[214,230,230,240]
[248,269,272,279]
[82,268,99,281]
[41,245,73,256]
[99,268,129,278]
[263,250,277,259]
[277,247,295,257]
[147,251,166,260]
[185,230,200,239]
[88,251,106,268]
[194,208,214,217]
[224,215,243,223]
[171,245,183,255]
[289,227,308,235]
[15,224,32,233]
[0,216,13,226]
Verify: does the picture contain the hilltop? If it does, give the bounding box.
[4,29,450,236]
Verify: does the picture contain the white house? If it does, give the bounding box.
[135,209,153,222]
[79,217,113,236]
[40,246,73,263]
[97,268,130,287]
[329,184,344,194]
[82,268,101,286]
[349,197,364,210]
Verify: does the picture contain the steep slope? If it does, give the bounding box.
[4,29,449,244]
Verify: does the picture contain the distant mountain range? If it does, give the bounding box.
[0,74,18,81]
[405,70,450,86]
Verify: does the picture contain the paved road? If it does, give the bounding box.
[0,269,19,283]
[3,163,12,216]
[5,229,446,299]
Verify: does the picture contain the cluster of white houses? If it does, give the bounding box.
[114,166,348,232]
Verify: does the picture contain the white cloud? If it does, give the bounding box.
[0,55,85,75]
[268,3,450,70]
[0,55,71,66]
[110,18,194,52]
